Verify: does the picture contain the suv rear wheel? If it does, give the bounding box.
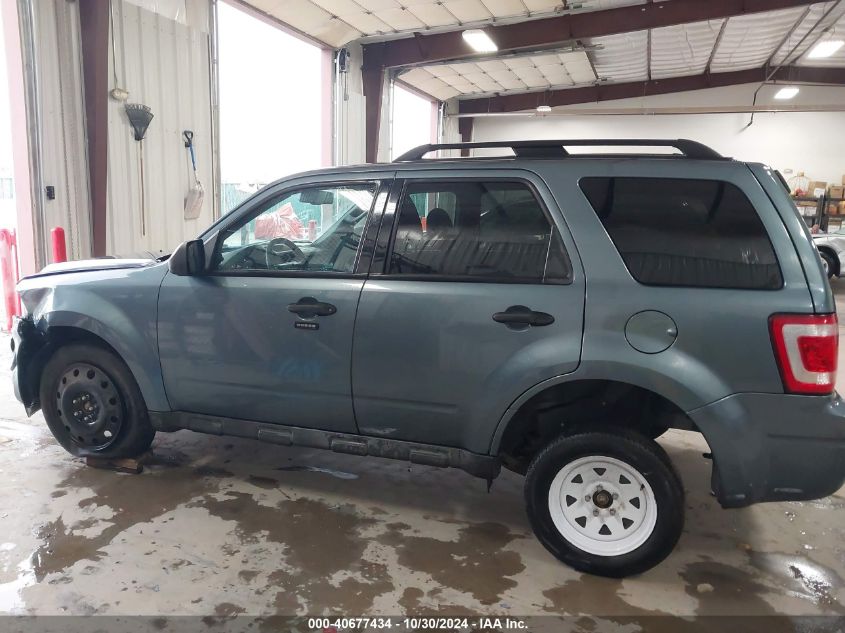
[39,343,155,459]
[525,428,684,577]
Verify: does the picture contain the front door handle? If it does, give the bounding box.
[288,297,337,318]
[492,305,555,329]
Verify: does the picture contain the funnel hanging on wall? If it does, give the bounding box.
[125,103,154,236]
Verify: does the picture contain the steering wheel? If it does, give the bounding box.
[265,237,305,269]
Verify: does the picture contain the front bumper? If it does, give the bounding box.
[689,392,845,508]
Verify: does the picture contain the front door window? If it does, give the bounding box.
[213,183,378,273]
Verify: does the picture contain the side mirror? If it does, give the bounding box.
[169,239,206,276]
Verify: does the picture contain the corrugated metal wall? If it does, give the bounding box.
[31,0,92,261]
[107,0,215,257]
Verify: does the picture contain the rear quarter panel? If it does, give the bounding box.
[526,158,815,413]
[748,162,834,313]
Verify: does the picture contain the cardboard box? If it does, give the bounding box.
[839,200,845,214]
[830,185,845,199]
[809,180,828,198]
[829,203,840,215]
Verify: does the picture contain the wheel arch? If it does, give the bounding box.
[490,375,696,473]
[18,314,168,414]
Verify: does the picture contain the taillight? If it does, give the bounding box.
[769,313,838,395]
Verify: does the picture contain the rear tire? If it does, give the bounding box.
[524,428,684,577]
[39,343,155,458]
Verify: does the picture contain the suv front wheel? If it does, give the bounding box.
[39,343,155,459]
[525,428,684,577]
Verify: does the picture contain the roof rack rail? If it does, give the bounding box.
[392,139,723,162]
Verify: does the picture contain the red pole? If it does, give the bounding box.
[307,219,317,241]
[0,229,16,332]
[51,227,67,263]
[10,230,20,316]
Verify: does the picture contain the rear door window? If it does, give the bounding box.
[388,180,571,284]
[579,177,782,289]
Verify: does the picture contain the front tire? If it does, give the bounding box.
[39,343,155,458]
[525,429,684,577]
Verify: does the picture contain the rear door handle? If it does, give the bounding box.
[288,297,337,318]
[492,305,555,329]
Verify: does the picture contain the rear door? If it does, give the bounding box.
[351,169,585,454]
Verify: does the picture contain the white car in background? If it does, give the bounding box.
[813,230,845,279]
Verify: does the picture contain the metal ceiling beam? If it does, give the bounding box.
[457,65,845,114]
[361,0,819,71]
[704,19,729,74]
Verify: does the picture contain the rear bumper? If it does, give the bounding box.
[689,392,845,508]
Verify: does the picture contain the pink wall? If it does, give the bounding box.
[1,0,36,276]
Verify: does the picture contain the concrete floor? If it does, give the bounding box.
[0,291,844,622]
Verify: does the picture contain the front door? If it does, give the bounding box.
[158,177,389,432]
[352,171,585,453]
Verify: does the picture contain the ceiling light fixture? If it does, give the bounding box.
[462,29,498,53]
[536,105,552,113]
[807,39,844,59]
[774,86,800,100]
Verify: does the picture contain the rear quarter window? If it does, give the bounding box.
[579,177,783,290]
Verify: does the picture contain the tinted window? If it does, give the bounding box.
[213,183,377,274]
[579,177,782,289]
[389,181,571,283]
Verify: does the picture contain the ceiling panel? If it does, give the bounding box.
[248,0,360,46]
[650,20,723,79]
[378,7,427,30]
[410,3,460,28]
[483,0,530,17]
[709,6,807,72]
[442,0,494,23]
[399,48,597,99]
[340,11,392,36]
[590,31,648,82]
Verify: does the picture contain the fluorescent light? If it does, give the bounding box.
[536,105,552,113]
[808,40,844,59]
[462,29,497,53]
[774,86,799,100]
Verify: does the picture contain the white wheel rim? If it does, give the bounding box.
[822,257,830,274]
[547,455,658,557]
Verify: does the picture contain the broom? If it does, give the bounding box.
[183,130,204,220]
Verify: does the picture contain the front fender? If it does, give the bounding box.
[17,264,170,412]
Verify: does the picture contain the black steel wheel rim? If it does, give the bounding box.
[56,363,123,450]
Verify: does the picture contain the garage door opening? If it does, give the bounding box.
[218,2,329,214]
[391,83,436,160]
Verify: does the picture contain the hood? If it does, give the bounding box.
[24,258,157,280]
